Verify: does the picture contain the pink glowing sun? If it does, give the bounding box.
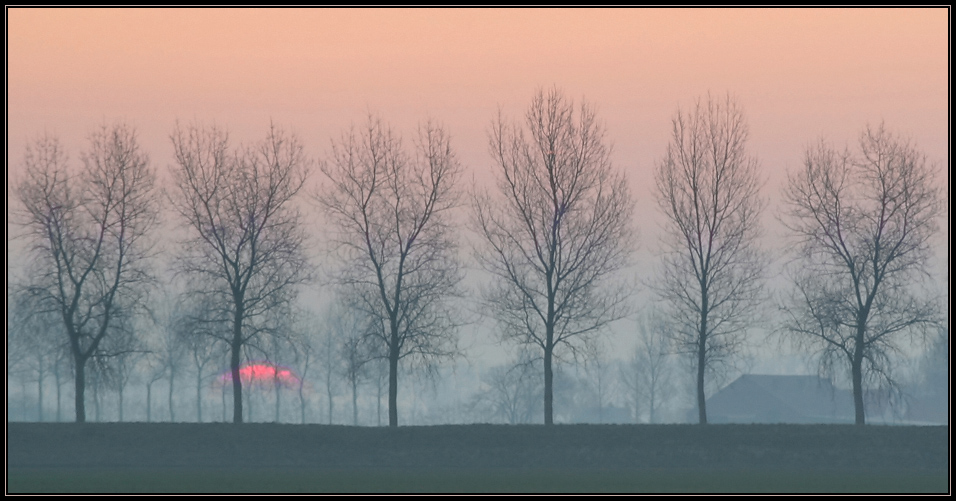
[218,363,300,388]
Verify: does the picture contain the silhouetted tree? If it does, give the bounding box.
[13,124,158,422]
[469,349,542,424]
[169,121,312,423]
[336,303,376,426]
[142,295,190,422]
[105,321,144,422]
[780,123,942,425]
[653,93,766,424]
[318,320,339,425]
[141,347,168,423]
[8,289,69,421]
[316,115,464,427]
[289,309,320,424]
[171,295,229,423]
[621,312,676,424]
[907,326,948,422]
[581,343,617,423]
[473,88,636,425]
[261,328,297,423]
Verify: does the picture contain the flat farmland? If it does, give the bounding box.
[7,423,949,493]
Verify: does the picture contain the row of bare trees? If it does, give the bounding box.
[652,94,943,425]
[7,289,391,424]
[14,125,158,423]
[11,88,944,426]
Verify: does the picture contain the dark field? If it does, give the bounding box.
[7,423,950,494]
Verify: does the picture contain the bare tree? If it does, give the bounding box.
[289,309,320,424]
[370,359,389,426]
[653,93,766,425]
[337,305,375,426]
[780,123,942,425]
[8,288,69,422]
[161,304,189,422]
[141,295,190,422]
[105,322,144,422]
[261,326,298,424]
[140,313,168,422]
[170,295,229,423]
[621,312,676,424]
[169,121,312,423]
[581,342,617,423]
[141,346,169,423]
[13,124,158,422]
[316,115,464,427]
[473,88,636,425]
[908,326,948,423]
[468,348,542,425]
[318,318,340,425]
[296,303,348,425]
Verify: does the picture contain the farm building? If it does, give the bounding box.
[704,374,856,424]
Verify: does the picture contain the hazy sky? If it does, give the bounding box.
[7,7,949,364]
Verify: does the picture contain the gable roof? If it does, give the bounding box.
[706,374,855,423]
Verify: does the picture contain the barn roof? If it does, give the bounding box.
[706,374,855,423]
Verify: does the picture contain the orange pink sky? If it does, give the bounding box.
[6,7,949,365]
[9,7,947,183]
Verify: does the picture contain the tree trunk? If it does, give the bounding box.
[168,370,176,422]
[146,382,153,422]
[55,364,63,422]
[275,377,281,423]
[649,384,656,425]
[197,373,204,423]
[93,373,101,422]
[20,377,28,421]
[74,358,86,423]
[118,385,125,422]
[299,383,307,425]
[327,378,334,425]
[352,377,359,426]
[37,358,44,422]
[231,299,245,424]
[389,340,399,428]
[697,343,707,424]
[221,383,227,422]
[697,296,709,425]
[231,339,243,424]
[544,345,554,425]
[247,384,254,422]
[852,335,866,425]
[377,374,383,426]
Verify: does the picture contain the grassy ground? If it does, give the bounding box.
[7,423,949,494]
[8,468,948,493]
